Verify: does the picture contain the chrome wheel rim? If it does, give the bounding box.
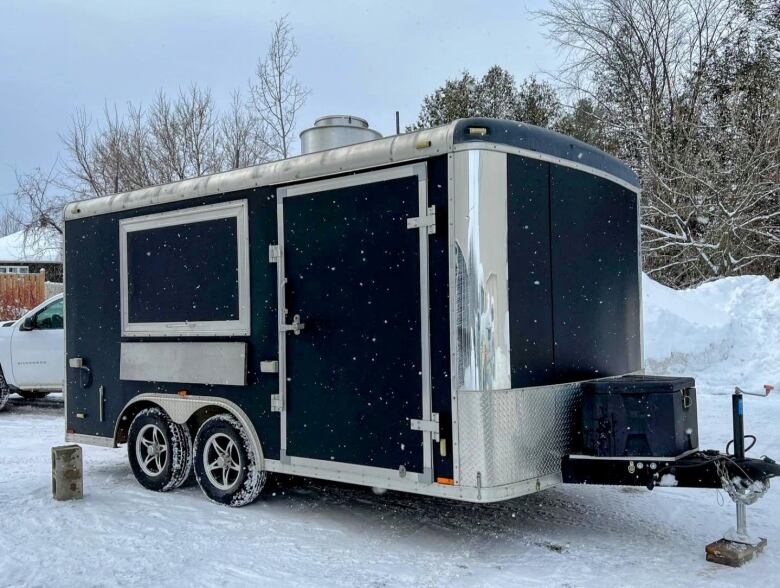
[203,433,242,491]
[135,423,169,477]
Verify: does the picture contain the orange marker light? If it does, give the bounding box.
[177,389,189,397]
[436,477,454,486]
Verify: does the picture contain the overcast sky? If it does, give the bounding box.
[0,0,561,202]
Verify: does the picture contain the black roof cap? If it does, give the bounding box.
[452,118,639,188]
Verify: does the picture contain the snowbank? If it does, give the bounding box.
[643,274,780,394]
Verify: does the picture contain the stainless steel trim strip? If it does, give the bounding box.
[65,433,115,448]
[287,455,427,484]
[452,150,511,392]
[446,153,461,484]
[414,162,434,480]
[119,342,248,386]
[63,209,69,440]
[265,457,562,502]
[276,188,288,456]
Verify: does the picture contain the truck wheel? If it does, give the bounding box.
[127,407,192,492]
[18,391,50,401]
[0,369,9,412]
[193,414,265,507]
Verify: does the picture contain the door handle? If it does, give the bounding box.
[281,314,305,335]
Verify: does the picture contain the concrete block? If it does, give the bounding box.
[705,538,767,567]
[52,444,83,501]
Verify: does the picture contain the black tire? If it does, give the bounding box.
[17,391,50,401]
[0,369,9,412]
[127,407,192,492]
[193,414,265,507]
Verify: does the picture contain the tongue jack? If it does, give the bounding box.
[705,387,770,567]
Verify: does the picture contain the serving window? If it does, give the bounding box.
[119,200,250,337]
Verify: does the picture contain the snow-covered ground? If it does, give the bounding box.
[1,276,779,587]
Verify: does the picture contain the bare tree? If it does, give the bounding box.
[538,0,780,287]
[61,108,108,199]
[6,164,66,264]
[17,17,305,238]
[147,86,222,182]
[221,90,270,169]
[0,205,22,237]
[249,16,309,159]
[63,84,240,198]
[11,165,66,235]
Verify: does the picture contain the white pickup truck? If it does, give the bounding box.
[0,294,64,411]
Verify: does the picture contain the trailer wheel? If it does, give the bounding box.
[193,414,265,507]
[127,407,193,492]
[0,369,9,412]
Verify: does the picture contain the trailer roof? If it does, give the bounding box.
[452,118,638,188]
[64,118,638,221]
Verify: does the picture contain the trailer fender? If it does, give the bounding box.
[115,393,265,473]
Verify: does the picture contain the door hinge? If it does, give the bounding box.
[410,412,440,441]
[271,393,283,412]
[260,360,279,373]
[269,244,281,263]
[406,205,436,235]
[280,313,305,335]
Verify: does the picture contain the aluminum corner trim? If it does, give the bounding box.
[457,382,582,488]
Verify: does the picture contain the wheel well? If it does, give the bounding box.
[115,400,158,445]
[114,395,264,470]
[116,401,244,445]
[185,405,227,437]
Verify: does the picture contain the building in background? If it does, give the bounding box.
[0,230,62,282]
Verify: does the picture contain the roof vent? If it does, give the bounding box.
[299,115,382,154]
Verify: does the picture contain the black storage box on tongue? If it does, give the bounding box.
[579,375,699,458]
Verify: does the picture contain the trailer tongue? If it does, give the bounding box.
[562,377,778,566]
[563,450,780,492]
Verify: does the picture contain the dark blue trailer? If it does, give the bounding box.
[63,117,652,506]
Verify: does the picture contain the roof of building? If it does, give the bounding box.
[0,230,62,264]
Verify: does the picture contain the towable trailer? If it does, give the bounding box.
[63,117,778,521]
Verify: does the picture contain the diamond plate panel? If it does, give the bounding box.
[458,383,582,488]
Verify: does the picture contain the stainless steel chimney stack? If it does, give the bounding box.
[299,115,382,154]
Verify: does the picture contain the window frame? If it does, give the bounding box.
[119,199,250,337]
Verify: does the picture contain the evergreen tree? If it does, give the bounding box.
[514,76,561,128]
[474,66,518,119]
[408,67,562,131]
[407,72,478,130]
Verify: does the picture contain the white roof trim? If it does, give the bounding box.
[64,125,455,220]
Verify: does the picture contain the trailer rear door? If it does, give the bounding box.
[275,164,435,483]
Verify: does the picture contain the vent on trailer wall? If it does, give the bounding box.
[299,115,382,154]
